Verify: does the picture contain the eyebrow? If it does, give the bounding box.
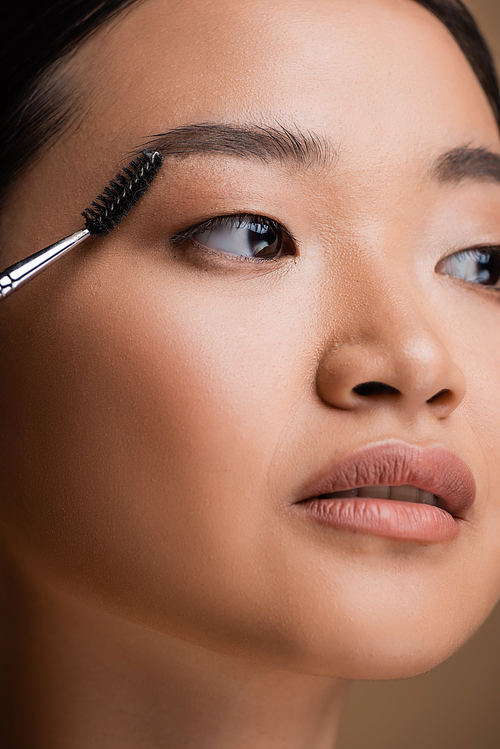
[135,127,500,187]
[133,122,334,170]
[432,145,500,186]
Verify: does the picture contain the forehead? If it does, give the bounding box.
[65,0,499,178]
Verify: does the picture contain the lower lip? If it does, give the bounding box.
[297,497,461,543]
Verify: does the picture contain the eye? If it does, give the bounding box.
[436,246,500,288]
[171,214,296,260]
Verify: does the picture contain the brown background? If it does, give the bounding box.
[337,2,500,747]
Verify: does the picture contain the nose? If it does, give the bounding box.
[315,285,466,419]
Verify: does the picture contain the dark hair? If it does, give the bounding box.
[1,0,499,207]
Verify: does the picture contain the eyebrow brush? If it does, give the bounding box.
[0,150,163,300]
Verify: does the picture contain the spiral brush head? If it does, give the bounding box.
[82,150,164,236]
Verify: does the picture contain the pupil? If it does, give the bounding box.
[476,251,500,285]
[248,223,280,258]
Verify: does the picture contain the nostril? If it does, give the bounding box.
[427,388,452,404]
[353,381,400,397]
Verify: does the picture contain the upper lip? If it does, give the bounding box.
[296,439,476,520]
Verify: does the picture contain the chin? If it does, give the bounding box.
[222,593,482,682]
[175,606,470,683]
[275,631,465,682]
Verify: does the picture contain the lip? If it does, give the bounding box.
[295,440,476,543]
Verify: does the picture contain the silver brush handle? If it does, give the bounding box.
[0,229,90,299]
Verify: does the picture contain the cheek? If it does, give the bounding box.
[433,284,500,560]
[0,258,311,639]
[458,337,500,594]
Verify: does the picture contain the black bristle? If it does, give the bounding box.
[81,150,163,236]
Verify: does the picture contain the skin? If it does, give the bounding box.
[1,0,500,745]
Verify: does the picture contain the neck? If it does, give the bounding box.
[1,562,350,749]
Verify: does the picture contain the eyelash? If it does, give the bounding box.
[170,212,297,261]
[437,245,500,290]
[169,213,500,292]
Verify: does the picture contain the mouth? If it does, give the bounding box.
[316,485,440,506]
[295,440,476,543]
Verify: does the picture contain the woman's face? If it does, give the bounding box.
[2,0,500,680]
